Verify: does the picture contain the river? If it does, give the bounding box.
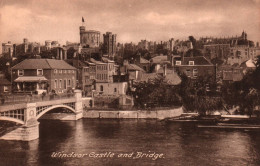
[1,119,260,166]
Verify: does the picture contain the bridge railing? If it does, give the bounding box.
[0,93,75,106]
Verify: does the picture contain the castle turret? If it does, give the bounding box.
[79,26,86,44]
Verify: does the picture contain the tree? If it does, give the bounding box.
[184,49,203,57]
[189,36,197,48]
[67,47,77,59]
[177,74,222,114]
[132,76,182,108]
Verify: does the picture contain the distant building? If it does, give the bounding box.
[167,38,175,52]
[199,31,253,47]
[148,41,157,53]
[103,32,117,58]
[2,41,13,58]
[44,40,52,50]
[204,44,230,60]
[79,26,100,48]
[227,46,258,65]
[12,59,76,94]
[138,40,149,50]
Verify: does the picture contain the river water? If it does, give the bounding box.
[1,119,260,166]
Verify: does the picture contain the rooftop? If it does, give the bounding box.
[0,78,11,85]
[138,71,181,85]
[182,56,213,65]
[12,59,76,70]
[151,55,170,64]
[126,64,145,72]
[140,57,150,64]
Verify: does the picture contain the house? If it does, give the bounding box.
[174,56,216,81]
[11,59,76,94]
[90,57,117,83]
[139,66,181,85]
[120,60,145,83]
[217,64,243,83]
[240,59,256,74]
[150,55,171,72]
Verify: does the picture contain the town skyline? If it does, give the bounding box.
[0,0,260,51]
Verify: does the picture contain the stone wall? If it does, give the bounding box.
[83,107,183,119]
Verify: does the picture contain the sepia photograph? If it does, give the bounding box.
[0,0,260,165]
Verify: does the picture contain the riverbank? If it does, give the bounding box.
[39,107,184,120]
[83,107,183,119]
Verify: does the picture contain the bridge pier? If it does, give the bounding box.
[0,103,40,141]
[0,121,39,141]
[74,89,83,120]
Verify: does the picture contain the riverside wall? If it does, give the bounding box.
[83,107,183,119]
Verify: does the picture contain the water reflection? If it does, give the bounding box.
[1,119,260,166]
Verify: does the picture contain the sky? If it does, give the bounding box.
[0,0,260,52]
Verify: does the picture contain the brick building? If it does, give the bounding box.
[12,59,76,94]
[174,56,216,81]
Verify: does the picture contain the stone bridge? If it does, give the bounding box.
[0,90,83,141]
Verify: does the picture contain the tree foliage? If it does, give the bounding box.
[132,76,182,108]
[222,56,260,115]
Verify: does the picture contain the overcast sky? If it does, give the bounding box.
[0,0,259,51]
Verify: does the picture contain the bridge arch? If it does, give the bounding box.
[0,117,25,125]
[36,104,76,119]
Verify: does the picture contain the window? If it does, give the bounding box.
[4,86,8,92]
[206,84,210,92]
[176,61,181,65]
[64,70,67,74]
[100,85,103,92]
[114,88,117,92]
[64,79,67,89]
[186,69,191,77]
[193,69,198,77]
[54,69,57,74]
[59,70,62,74]
[54,79,58,88]
[37,69,43,76]
[18,70,24,76]
[59,79,62,88]
[189,61,194,65]
[68,79,71,86]
[85,76,89,83]
[72,70,74,73]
